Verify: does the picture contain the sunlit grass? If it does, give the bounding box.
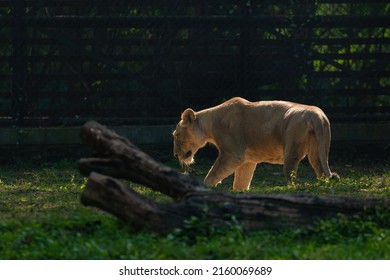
[181,158,390,198]
[0,154,389,259]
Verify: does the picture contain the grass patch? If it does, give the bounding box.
[1,154,390,259]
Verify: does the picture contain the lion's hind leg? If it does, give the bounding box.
[307,138,325,178]
[233,162,257,191]
[308,151,324,179]
[308,139,340,181]
[283,142,305,183]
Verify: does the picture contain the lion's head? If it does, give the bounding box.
[173,108,207,165]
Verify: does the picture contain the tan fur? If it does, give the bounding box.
[173,97,338,190]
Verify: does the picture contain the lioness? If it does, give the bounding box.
[173,97,338,190]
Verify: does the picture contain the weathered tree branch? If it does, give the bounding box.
[79,121,206,200]
[79,121,388,234]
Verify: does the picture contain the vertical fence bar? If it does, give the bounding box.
[240,0,250,97]
[11,0,26,125]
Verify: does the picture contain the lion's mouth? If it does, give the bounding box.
[178,150,194,165]
[184,150,192,159]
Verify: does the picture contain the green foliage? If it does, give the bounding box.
[0,157,389,260]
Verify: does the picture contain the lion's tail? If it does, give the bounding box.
[310,112,335,179]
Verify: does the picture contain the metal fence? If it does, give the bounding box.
[1,0,389,127]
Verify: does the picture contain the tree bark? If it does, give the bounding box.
[79,121,388,234]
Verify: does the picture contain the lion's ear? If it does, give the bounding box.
[181,108,196,124]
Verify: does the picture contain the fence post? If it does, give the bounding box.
[11,0,26,125]
[240,0,250,97]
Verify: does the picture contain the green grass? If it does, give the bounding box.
[1,153,390,260]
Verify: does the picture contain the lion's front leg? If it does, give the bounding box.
[204,152,243,187]
[233,162,257,191]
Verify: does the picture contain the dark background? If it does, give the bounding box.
[1,0,389,128]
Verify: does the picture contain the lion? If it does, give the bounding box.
[173,97,339,190]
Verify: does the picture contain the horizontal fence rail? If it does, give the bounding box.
[0,0,389,127]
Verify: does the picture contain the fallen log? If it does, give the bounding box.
[79,121,388,234]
